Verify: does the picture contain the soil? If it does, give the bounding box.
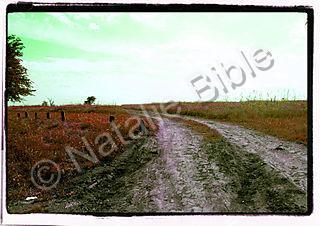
[181,116,307,192]
[129,118,231,212]
[8,113,308,214]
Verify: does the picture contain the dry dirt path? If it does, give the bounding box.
[177,115,308,192]
[40,116,232,213]
[130,118,231,212]
[11,112,307,213]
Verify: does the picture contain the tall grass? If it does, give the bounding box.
[174,100,307,144]
[126,99,307,144]
[7,105,156,201]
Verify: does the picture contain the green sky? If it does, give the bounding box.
[8,12,307,105]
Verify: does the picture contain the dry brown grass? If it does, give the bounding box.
[7,105,156,201]
[170,117,222,142]
[126,100,307,144]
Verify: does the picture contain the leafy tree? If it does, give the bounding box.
[6,35,35,102]
[84,96,96,105]
[41,101,48,106]
[41,99,54,106]
[48,98,55,106]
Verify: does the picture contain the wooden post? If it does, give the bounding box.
[109,115,115,123]
[34,112,38,120]
[25,112,28,118]
[61,111,65,122]
[17,113,20,119]
[46,112,50,119]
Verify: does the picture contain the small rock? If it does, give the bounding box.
[66,191,76,196]
[26,196,38,201]
[274,144,285,150]
[150,149,159,154]
[23,196,38,204]
[89,182,98,189]
[65,201,79,209]
[191,207,202,212]
[25,196,37,201]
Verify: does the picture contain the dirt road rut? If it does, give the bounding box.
[184,117,308,192]
[131,118,231,212]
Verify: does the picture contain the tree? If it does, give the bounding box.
[6,35,34,102]
[84,96,96,105]
[48,98,55,106]
[41,101,48,106]
[41,99,54,106]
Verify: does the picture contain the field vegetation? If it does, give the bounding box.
[7,105,156,202]
[127,100,307,144]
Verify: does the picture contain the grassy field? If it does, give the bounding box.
[8,137,160,213]
[7,100,307,211]
[127,100,307,145]
[7,105,156,201]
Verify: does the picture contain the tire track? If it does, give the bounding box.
[131,118,231,212]
[179,116,308,192]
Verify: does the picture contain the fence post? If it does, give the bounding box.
[109,115,115,123]
[17,113,20,119]
[34,112,38,120]
[25,112,28,118]
[61,111,65,122]
[46,112,50,119]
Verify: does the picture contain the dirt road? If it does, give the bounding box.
[130,118,231,212]
[11,113,307,213]
[38,117,232,213]
[182,116,308,192]
[104,115,307,212]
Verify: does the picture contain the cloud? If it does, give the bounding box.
[89,22,100,30]
[74,13,92,20]
[8,12,308,105]
[129,13,167,29]
[50,13,77,28]
[289,16,307,45]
